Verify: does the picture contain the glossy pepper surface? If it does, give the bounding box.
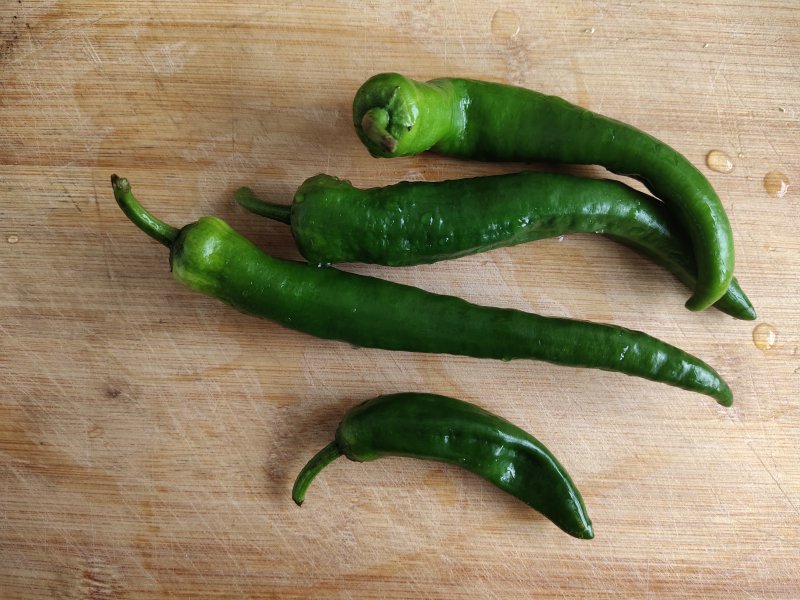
[112,175,733,405]
[292,392,594,539]
[236,171,754,320]
[352,73,736,313]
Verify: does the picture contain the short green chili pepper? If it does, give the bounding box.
[293,392,593,539]
[352,73,736,313]
[235,171,754,320]
[112,175,732,405]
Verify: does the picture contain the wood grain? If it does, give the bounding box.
[2,1,799,597]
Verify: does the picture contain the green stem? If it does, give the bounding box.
[234,187,292,225]
[361,107,398,153]
[111,175,179,246]
[292,441,343,506]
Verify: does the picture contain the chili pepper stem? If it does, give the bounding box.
[292,441,343,506]
[361,107,398,153]
[111,175,180,247]
[234,187,291,225]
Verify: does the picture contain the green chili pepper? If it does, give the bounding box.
[111,175,732,405]
[235,171,754,320]
[352,73,736,313]
[293,392,594,539]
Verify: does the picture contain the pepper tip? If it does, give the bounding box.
[233,186,253,204]
[740,306,757,321]
[716,385,734,408]
[110,174,130,194]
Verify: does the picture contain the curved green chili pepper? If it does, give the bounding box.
[293,392,594,539]
[352,73,736,313]
[235,171,754,320]
[111,175,733,405]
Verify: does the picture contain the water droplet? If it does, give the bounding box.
[778,107,786,113]
[420,212,434,226]
[703,42,710,48]
[7,235,19,244]
[491,9,520,40]
[706,150,734,173]
[584,27,595,34]
[752,323,777,351]
[763,171,789,198]
[557,235,565,242]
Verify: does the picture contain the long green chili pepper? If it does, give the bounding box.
[293,392,594,539]
[111,175,733,405]
[352,73,736,313]
[235,171,754,320]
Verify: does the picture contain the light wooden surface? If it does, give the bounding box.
[2,1,799,597]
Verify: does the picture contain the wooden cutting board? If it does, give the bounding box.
[2,1,798,597]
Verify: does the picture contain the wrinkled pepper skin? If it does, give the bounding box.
[352,73,736,313]
[292,392,594,539]
[236,171,754,320]
[112,175,733,405]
